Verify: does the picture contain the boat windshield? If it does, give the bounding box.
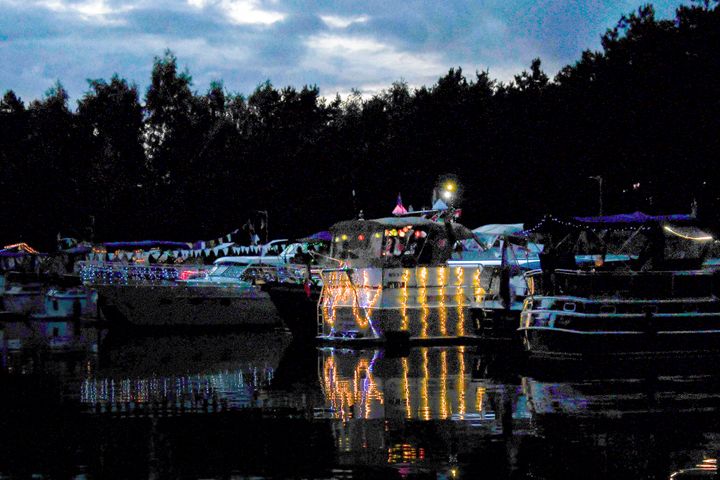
[330,218,458,267]
[209,264,248,278]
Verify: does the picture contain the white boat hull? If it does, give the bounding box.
[319,266,482,341]
[96,284,283,327]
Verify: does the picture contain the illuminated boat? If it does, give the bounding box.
[519,213,720,360]
[317,216,484,343]
[92,257,282,328]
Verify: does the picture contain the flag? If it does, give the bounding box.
[392,193,408,216]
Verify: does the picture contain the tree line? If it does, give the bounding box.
[2,1,720,249]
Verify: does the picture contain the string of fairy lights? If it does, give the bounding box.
[521,214,656,234]
[80,263,180,285]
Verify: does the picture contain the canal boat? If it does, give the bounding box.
[317,216,484,343]
[519,213,720,360]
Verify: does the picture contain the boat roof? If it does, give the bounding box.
[473,223,524,236]
[331,217,475,240]
[573,211,694,225]
[523,212,698,235]
[213,257,260,265]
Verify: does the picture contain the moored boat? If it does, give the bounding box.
[90,257,282,328]
[519,213,720,360]
[317,215,484,343]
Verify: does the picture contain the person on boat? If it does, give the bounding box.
[539,244,558,294]
[292,246,305,264]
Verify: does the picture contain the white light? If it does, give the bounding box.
[442,190,452,200]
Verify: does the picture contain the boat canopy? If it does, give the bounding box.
[523,212,714,271]
[472,223,524,249]
[298,231,332,242]
[574,211,694,225]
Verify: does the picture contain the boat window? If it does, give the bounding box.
[563,302,576,312]
[333,232,382,262]
[224,265,247,278]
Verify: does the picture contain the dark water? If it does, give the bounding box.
[2,326,720,479]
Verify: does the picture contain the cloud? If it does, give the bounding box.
[0,0,688,103]
[34,0,135,24]
[184,0,286,25]
[301,33,446,95]
[320,14,369,29]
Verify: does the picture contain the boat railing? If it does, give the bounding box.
[77,261,211,286]
[526,268,720,299]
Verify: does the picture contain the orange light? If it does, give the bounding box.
[3,242,39,254]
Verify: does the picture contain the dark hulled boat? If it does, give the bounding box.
[262,280,321,340]
[519,213,720,360]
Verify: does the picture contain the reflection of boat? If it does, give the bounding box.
[318,217,483,343]
[1,317,98,352]
[519,214,720,360]
[670,458,717,478]
[521,370,720,480]
[318,346,531,477]
[318,346,525,422]
[94,257,282,327]
[2,282,45,314]
[83,331,293,411]
[523,372,720,422]
[39,288,97,318]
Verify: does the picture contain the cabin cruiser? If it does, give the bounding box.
[317,216,483,343]
[92,257,282,327]
[519,213,720,360]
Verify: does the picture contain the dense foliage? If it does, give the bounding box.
[2,1,720,248]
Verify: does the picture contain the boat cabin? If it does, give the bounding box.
[524,212,718,299]
[329,216,474,269]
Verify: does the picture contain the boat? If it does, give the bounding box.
[91,257,283,328]
[519,212,720,360]
[468,224,540,341]
[317,215,484,343]
[261,233,333,340]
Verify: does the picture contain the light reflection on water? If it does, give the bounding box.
[4,328,720,478]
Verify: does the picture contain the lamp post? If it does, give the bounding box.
[441,180,456,207]
[589,176,603,216]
